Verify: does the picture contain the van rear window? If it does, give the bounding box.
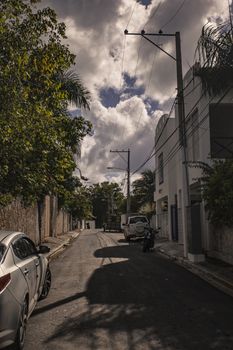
[0,244,6,263]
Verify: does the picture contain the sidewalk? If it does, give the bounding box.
[42,230,233,298]
[43,229,81,261]
[154,238,233,298]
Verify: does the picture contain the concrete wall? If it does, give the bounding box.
[0,196,71,244]
[208,226,233,265]
[56,209,71,236]
[0,200,39,242]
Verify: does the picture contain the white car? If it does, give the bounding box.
[0,231,51,349]
[123,215,149,241]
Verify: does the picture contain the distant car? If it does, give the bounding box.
[0,231,51,349]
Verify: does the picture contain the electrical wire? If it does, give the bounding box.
[132,72,233,175]
[143,1,162,31]
[132,97,176,174]
[125,1,138,29]
[160,0,187,31]
[153,83,233,180]
[119,34,126,92]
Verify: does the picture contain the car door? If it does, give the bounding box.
[11,236,40,313]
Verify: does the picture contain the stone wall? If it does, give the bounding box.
[0,197,71,244]
[209,226,233,265]
[0,200,39,242]
[56,209,71,236]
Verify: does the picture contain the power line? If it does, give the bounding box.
[132,97,176,174]
[132,72,232,175]
[153,83,233,179]
[143,1,162,31]
[125,1,138,29]
[160,0,187,31]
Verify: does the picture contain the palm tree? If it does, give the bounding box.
[195,21,233,94]
[60,69,91,110]
[132,169,155,214]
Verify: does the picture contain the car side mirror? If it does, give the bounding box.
[38,245,50,254]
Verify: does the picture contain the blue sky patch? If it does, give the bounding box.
[99,73,159,115]
[100,87,120,108]
[122,73,145,98]
[137,0,152,8]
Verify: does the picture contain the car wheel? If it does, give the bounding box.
[39,267,51,300]
[15,299,28,350]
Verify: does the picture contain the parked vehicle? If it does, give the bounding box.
[0,231,51,349]
[104,215,121,232]
[121,214,149,241]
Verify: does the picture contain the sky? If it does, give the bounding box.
[42,0,230,191]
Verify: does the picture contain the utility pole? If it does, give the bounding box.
[125,29,191,257]
[109,149,131,214]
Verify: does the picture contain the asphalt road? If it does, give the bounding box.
[24,229,233,350]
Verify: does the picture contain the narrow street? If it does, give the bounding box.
[24,229,233,350]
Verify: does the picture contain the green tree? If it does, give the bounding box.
[63,184,93,225]
[203,160,233,227]
[131,169,155,215]
[89,182,124,228]
[187,160,233,227]
[0,0,91,206]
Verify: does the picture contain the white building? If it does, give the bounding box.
[154,114,178,240]
[154,64,233,263]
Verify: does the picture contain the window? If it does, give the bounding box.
[158,153,164,184]
[0,244,6,263]
[12,237,37,260]
[186,110,199,161]
[129,217,148,224]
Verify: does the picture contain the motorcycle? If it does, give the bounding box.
[142,227,156,252]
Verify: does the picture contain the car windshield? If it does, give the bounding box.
[129,217,148,224]
[0,244,6,263]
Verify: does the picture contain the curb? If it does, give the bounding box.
[47,231,80,262]
[157,248,233,298]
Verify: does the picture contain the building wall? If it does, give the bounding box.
[176,65,233,260]
[56,209,71,236]
[0,200,39,242]
[154,114,178,240]
[208,226,233,265]
[0,197,71,244]
[154,66,233,263]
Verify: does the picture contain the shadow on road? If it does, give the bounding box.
[32,291,86,316]
[44,243,233,350]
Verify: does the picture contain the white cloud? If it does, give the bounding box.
[43,0,229,186]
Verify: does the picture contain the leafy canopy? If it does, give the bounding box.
[0,0,91,205]
[195,21,233,94]
[131,169,155,214]
[188,160,233,227]
[89,182,124,228]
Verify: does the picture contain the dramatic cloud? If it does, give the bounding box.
[42,0,229,188]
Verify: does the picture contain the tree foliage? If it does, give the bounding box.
[0,0,91,205]
[202,160,233,227]
[63,184,93,221]
[131,169,155,214]
[195,21,233,94]
[188,160,233,227]
[89,182,124,228]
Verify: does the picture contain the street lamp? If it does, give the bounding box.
[76,168,89,181]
